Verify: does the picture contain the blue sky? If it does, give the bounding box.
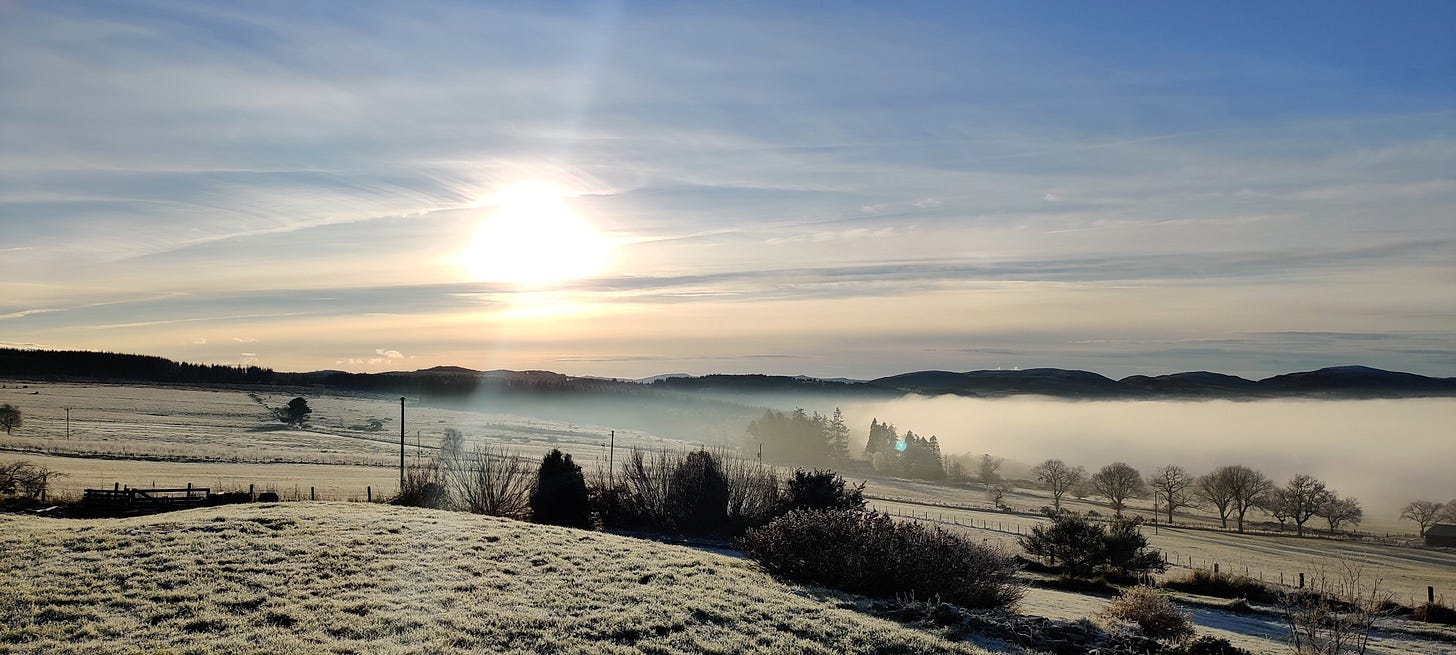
[2,1,1454,378]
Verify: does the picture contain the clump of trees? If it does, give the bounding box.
[860,419,946,480]
[745,408,849,466]
[0,403,20,435]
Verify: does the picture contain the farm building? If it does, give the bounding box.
[1427,524,1456,547]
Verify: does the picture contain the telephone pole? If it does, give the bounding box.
[608,430,615,486]
[64,407,71,439]
[399,397,406,489]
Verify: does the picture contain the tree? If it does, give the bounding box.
[747,408,832,466]
[1196,471,1236,529]
[1441,500,1456,524]
[1261,488,1293,528]
[977,454,1003,485]
[530,449,591,528]
[1318,495,1363,533]
[1031,459,1086,512]
[1091,462,1145,517]
[668,450,729,535]
[1205,465,1273,533]
[1401,500,1444,537]
[281,397,312,426]
[1277,474,1332,537]
[825,408,850,463]
[1148,465,1194,524]
[0,403,20,435]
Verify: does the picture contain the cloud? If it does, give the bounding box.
[374,348,405,359]
[192,337,207,344]
[233,337,257,343]
[1044,193,1061,202]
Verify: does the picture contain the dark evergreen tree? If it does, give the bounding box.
[282,397,312,426]
[826,408,850,463]
[782,468,866,513]
[668,450,730,535]
[530,449,591,528]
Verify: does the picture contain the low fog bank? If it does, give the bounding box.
[823,396,1454,516]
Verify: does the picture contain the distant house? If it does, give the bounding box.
[1426,524,1456,547]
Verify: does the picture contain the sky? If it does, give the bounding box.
[2,1,1454,380]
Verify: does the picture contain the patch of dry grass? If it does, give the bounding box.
[0,503,993,654]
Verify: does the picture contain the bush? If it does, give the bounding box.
[530,449,591,528]
[1413,600,1456,625]
[451,446,532,519]
[1098,586,1195,644]
[1160,569,1280,604]
[722,457,781,534]
[391,458,449,508]
[668,450,730,536]
[1174,635,1252,655]
[781,468,865,513]
[740,509,1021,610]
[1020,513,1165,581]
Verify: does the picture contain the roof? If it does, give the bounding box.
[1427,524,1456,538]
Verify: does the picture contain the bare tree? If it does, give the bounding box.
[1400,500,1444,537]
[0,403,20,435]
[1031,459,1085,512]
[1148,464,1194,524]
[976,454,1003,485]
[1262,488,1293,529]
[1091,462,1145,517]
[1441,500,1456,524]
[1318,495,1363,534]
[1196,471,1236,528]
[1207,464,1273,533]
[1279,474,1333,537]
[0,460,62,500]
[986,483,1008,508]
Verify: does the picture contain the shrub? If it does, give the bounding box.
[391,457,449,508]
[722,457,781,534]
[667,450,730,536]
[1020,513,1166,581]
[1279,565,1391,655]
[451,446,532,519]
[1098,586,1195,644]
[1175,635,1252,655]
[740,509,1021,610]
[1412,600,1456,625]
[1160,569,1279,604]
[530,449,591,528]
[781,468,865,513]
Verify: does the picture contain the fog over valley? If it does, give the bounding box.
[786,395,1455,517]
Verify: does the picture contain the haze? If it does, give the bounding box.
[817,395,1455,517]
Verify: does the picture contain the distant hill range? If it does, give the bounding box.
[1,348,1453,400]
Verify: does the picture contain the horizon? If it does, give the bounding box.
[3,2,1454,380]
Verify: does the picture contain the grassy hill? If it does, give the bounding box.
[0,503,992,655]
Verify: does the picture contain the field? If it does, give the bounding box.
[4,380,1456,653]
[0,503,995,655]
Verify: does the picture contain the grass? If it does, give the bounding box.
[0,502,993,655]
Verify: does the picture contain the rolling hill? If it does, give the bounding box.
[0,503,989,655]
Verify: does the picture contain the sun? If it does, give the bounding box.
[459,185,611,286]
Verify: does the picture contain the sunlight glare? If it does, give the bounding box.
[460,184,611,286]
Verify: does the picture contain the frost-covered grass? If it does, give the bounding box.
[0,503,993,655]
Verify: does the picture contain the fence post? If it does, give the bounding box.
[1299,573,1304,589]
[249,483,254,501]
[310,487,315,501]
[1214,563,1219,575]
[1430,586,1436,605]
[367,486,372,502]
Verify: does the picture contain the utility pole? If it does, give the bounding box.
[608,430,615,487]
[399,397,406,489]
[64,407,71,439]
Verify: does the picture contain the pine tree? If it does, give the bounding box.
[827,408,850,462]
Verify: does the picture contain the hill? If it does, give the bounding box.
[0,503,990,655]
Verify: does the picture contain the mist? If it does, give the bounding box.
[816,396,1455,516]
